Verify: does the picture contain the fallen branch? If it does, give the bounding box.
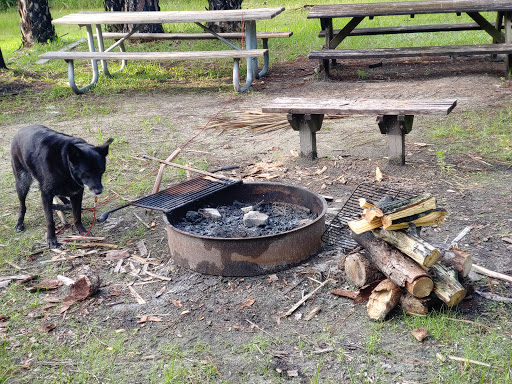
[471,264,512,284]
[475,290,512,304]
[283,279,332,317]
[445,355,504,371]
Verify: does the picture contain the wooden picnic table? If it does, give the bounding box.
[307,0,512,77]
[47,8,285,93]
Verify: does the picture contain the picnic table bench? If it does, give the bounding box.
[39,8,288,94]
[307,0,512,78]
[261,98,457,165]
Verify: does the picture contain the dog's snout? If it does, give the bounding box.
[91,186,103,195]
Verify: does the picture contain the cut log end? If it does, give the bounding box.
[344,251,384,287]
[406,276,434,298]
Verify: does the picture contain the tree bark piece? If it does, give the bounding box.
[344,251,385,287]
[17,0,56,47]
[373,228,440,267]
[64,275,101,303]
[352,231,433,298]
[367,279,402,320]
[441,248,472,278]
[400,292,431,316]
[429,263,466,307]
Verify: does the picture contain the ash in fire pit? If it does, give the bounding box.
[176,201,317,238]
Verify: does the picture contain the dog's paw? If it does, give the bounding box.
[14,223,25,232]
[48,238,61,249]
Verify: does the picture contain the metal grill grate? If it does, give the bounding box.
[131,176,242,213]
[322,183,414,252]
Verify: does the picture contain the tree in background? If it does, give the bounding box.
[207,0,243,32]
[17,0,56,47]
[104,0,164,33]
[0,48,7,69]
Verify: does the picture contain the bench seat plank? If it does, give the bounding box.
[39,49,268,61]
[309,43,512,60]
[100,31,292,40]
[318,22,496,37]
[262,98,457,115]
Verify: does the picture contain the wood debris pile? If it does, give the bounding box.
[340,193,473,320]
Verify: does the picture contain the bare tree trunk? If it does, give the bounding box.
[104,0,164,33]
[0,48,7,69]
[17,0,56,47]
[207,0,243,32]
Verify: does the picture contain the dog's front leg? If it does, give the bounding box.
[41,192,59,248]
[70,192,88,235]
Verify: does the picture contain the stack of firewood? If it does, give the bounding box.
[341,194,472,320]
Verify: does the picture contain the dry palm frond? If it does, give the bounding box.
[205,111,343,134]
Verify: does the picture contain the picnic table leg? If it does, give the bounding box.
[505,12,512,77]
[287,113,324,159]
[244,21,258,81]
[377,115,413,166]
[320,18,333,79]
[256,38,269,78]
[233,58,254,92]
[64,25,100,94]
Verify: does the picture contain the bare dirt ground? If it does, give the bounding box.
[2,55,512,383]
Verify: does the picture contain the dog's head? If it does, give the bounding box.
[67,138,114,195]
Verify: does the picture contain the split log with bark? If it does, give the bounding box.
[352,231,434,298]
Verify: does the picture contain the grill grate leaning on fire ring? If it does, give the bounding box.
[322,183,414,252]
[131,176,242,213]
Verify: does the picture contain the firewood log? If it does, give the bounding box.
[348,209,447,234]
[352,231,433,298]
[381,196,437,229]
[429,263,466,307]
[373,228,440,268]
[399,292,432,316]
[367,279,402,320]
[344,251,385,287]
[440,248,472,278]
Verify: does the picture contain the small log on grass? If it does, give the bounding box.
[429,263,466,307]
[352,231,433,298]
[344,251,385,287]
[441,248,472,278]
[367,279,402,320]
[373,228,440,268]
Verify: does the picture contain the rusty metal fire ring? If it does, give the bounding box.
[163,182,327,276]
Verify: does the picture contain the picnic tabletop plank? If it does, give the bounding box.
[261,98,457,115]
[53,8,285,25]
[308,0,512,19]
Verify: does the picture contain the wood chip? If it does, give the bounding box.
[411,328,428,342]
[128,285,146,304]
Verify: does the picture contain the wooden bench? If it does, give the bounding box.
[261,98,457,165]
[38,49,267,94]
[310,43,512,76]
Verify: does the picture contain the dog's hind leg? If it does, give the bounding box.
[14,169,32,233]
[69,192,88,235]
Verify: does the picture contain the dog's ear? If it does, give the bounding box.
[67,144,83,164]
[96,138,114,157]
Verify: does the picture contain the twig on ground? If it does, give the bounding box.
[283,279,332,317]
[472,264,512,284]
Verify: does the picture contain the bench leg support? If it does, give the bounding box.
[65,59,99,95]
[256,38,270,78]
[287,113,324,159]
[377,115,414,165]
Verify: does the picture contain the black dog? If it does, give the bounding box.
[11,125,113,248]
